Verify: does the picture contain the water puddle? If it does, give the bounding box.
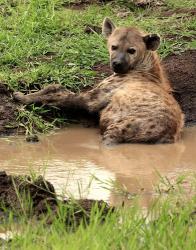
[0,126,196,206]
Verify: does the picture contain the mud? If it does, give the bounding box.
[0,171,112,226]
[161,8,196,17]
[164,34,194,43]
[92,63,113,84]
[0,84,18,136]
[163,50,196,124]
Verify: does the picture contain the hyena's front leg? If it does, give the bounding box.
[13,85,91,112]
[13,83,113,114]
[13,84,67,106]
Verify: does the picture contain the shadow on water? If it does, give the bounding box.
[0,126,196,207]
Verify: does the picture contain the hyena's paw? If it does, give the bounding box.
[40,84,65,94]
[102,134,118,146]
[13,92,28,104]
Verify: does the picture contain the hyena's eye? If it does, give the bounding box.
[111,45,118,51]
[127,48,136,54]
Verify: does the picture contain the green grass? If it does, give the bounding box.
[0,0,195,133]
[1,173,196,250]
[0,0,195,92]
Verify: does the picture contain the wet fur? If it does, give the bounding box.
[14,19,184,145]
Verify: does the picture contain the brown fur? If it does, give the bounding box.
[14,18,184,145]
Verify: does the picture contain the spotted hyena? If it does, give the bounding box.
[14,18,184,145]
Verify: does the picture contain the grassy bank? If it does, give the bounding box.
[0,173,196,250]
[0,0,195,133]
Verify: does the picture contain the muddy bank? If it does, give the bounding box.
[163,50,196,124]
[0,171,112,226]
[161,8,196,17]
[0,84,18,135]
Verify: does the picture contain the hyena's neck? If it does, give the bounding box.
[134,51,172,92]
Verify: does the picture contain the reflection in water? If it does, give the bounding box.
[0,126,196,206]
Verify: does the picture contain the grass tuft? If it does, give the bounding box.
[0,174,195,249]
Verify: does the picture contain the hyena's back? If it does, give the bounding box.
[100,81,184,144]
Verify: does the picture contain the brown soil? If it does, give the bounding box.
[163,50,196,124]
[0,171,113,227]
[164,34,195,43]
[161,8,196,17]
[92,63,112,78]
[0,84,19,135]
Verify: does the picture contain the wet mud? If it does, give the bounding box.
[0,171,112,226]
[161,8,196,17]
[0,84,18,136]
[164,34,194,43]
[163,50,196,124]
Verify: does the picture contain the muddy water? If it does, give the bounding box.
[0,126,196,207]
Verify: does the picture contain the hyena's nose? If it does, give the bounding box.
[112,60,124,72]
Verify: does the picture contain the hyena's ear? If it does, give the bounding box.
[102,17,116,38]
[143,34,160,51]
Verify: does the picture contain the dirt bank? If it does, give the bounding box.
[163,50,196,124]
[0,171,112,226]
[0,84,18,135]
[161,8,196,17]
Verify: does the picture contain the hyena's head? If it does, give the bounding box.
[102,18,160,74]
